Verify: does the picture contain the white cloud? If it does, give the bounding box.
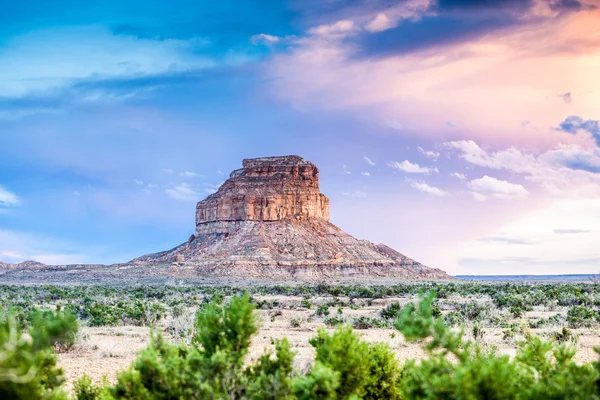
[361,172,371,176]
[0,185,19,207]
[408,180,449,197]
[308,20,357,38]
[162,168,174,174]
[418,146,440,160]
[165,183,199,201]
[180,171,203,178]
[365,0,432,32]
[445,140,600,197]
[133,179,144,185]
[363,156,376,166]
[250,33,281,45]
[388,160,438,174]
[450,172,466,180]
[467,175,529,201]
[365,13,395,33]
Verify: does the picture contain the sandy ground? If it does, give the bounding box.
[57,295,600,392]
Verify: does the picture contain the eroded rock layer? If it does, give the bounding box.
[195,156,330,236]
[134,155,451,280]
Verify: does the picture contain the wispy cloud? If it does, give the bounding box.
[445,139,600,196]
[180,171,204,178]
[165,183,199,201]
[554,228,590,234]
[450,172,466,180]
[418,146,440,160]
[0,26,216,99]
[467,175,529,201]
[388,160,438,174]
[361,172,371,176]
[407,180,449,197]
[363,156,376,166]
[0,185,19,208]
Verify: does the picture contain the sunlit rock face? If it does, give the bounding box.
[195,156,330,235]
[132,155,451,280]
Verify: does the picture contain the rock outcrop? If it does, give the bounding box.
[134,155,451,280]
[195,156,330,235]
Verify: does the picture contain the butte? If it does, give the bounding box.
[133,155,450,280]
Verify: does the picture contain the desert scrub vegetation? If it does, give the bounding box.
[5,292,600,398]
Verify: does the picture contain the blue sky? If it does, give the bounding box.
[1,0,600,274]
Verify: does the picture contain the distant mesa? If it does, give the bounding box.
[132,155,450,280]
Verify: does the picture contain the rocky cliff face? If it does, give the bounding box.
[133,155,451,280]
[195,156,330,235]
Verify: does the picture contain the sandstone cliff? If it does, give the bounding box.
[133,155,451,280]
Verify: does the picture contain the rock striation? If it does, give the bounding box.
[133,155,451,280]
[195,156,330,235]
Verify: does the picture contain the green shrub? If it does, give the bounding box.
[567,305,598,328]
[315,305,330,317]
[0,310,77,399]
[300,298,312,309]
[395,293,600,400]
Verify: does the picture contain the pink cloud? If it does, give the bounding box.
[266,7,600,148]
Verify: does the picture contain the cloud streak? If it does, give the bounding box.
[388,160,438,174]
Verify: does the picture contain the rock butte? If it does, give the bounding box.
[132,155,451,279]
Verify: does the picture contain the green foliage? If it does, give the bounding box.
[395,293,600,400]
[310,326,370,398]
[300,298,312,309]
[380,302,402,320]
[73,375,105,400]
[0,310,77,399]
[363,342,401,400]
[309,325,401,399]
[567,305,598,328]
[245,338,295,400]
[292,362,339,400]
[315,305,330,317]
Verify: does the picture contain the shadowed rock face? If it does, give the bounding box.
[195,156,330,235]
[133,155,451,280]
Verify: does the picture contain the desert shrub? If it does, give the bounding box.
[290,318,302,328]
[351,316,387,329]
[363,342,401,400]
[315,305,330,317]
[530,313,564,328]
[73,375,106,400]
[323,316,345,327]
[510,306,525,318]
[553,327,576,344]
[292,362,339,400]
[380,302,401,320]
[310,325,371,398]
[300,298,312,309]
[395,293,600,399]
[0,310,77,399]
[567,305,598,328]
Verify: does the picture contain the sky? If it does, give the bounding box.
[1,0,600,275]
